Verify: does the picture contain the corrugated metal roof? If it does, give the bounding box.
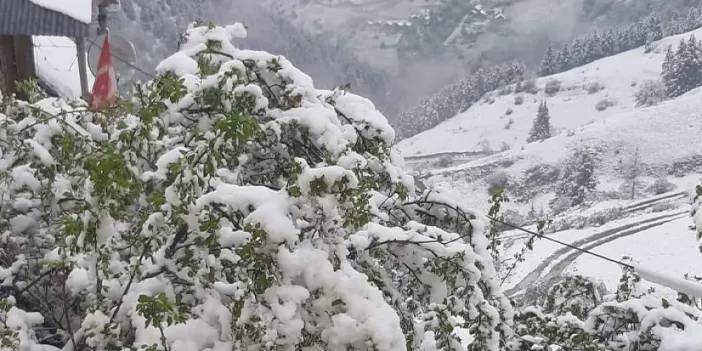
[0,0,90,37]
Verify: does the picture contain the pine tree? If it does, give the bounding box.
[527,101,551,143]
[538,43,558,76]
[686,7,702,32]
[555,147,599,207]
[555,44,572,72]
[601,30,616,56]
[662,44,678,96]
[662,36,702,97]
[569,39,586,67]
[684,35,702,90]
[584,32,604,61]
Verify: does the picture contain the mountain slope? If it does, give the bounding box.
[398,26,702,304]
[400,27,702,167]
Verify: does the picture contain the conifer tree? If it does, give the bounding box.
[569,39,586,67]
[601,30,616,56]
[555,147,599,207]
[662,36,702,97]
[527,101,551,143]
[662,44,678,96]
[555,44,572,72]
[538,43,558,76]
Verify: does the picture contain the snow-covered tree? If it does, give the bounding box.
[536,7,702,78]
[515,266,702,350]
[691,182,702,253]
[555,44,572,72]
[662,35,702,97]
[511,276,603,350]
[553,147,599,208]
[527,101,551,143]
[634,79,667,107]
[0,23,517,350]
[397,61,526,138]
[537,44,558,76]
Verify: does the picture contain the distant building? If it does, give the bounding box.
[0,0,90,97]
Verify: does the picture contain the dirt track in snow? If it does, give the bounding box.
[505,206,688,299]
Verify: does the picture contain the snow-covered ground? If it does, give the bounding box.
[570,216,702,296]
[502,203,702,298]
[33,36,94,99]
[400,27,702,164]
[398,26,702,300]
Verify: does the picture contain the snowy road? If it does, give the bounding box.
[505,211,688,298]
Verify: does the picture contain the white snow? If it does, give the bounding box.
[635,262,702,299]
[33,36,94,99]
[401,27,702,167]
[29,0,92,24]
[568,216,702,297]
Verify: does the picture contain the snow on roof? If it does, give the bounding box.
[29,0,92,24]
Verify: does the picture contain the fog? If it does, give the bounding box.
[110,0,676,123]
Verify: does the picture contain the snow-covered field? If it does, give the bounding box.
[398,26,702,300]
[569,216,702,295]
[400,27,702,165]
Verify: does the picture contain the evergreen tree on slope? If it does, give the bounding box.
[527,101,551,143]
[555,147,599,207]
[538,44,558,76]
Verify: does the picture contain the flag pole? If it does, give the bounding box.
[76,37,90,100]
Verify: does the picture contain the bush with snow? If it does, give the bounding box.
[0,23,518,350]
[634,79,667,107]
[585,81,604,95]
[544,80,561,96]
[516,268,702,350]
[647,177,676,195]
[595,98,616,111]
[551,147,600,210]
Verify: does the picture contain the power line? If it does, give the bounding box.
[487,215,635,269]
[85,38,155,79]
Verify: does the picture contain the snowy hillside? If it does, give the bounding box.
[401,27,702,160]
[398,26,702,311]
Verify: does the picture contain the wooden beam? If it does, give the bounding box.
[0,35,17,96]
[13,35,35,82]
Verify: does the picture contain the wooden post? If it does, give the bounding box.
[13,35,36,82]
[76,37,89,100]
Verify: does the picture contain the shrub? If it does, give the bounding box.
[504,118,514,130]
[595,98,616,111]
[437,155,452,168]
[498,85,513,95]
[647,177,676,195]
[524,164,561,188]
[634,79,667,107]
[487,171,510,195]
[585,81,604,94]
[516,79,539,94]
[514,95,524,105]
[506,108,514,115]
[544,80,561,96]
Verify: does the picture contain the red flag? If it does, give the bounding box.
[89,35,119,111]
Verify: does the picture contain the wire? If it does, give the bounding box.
[487,215,635,269]
[85,38,155,79]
